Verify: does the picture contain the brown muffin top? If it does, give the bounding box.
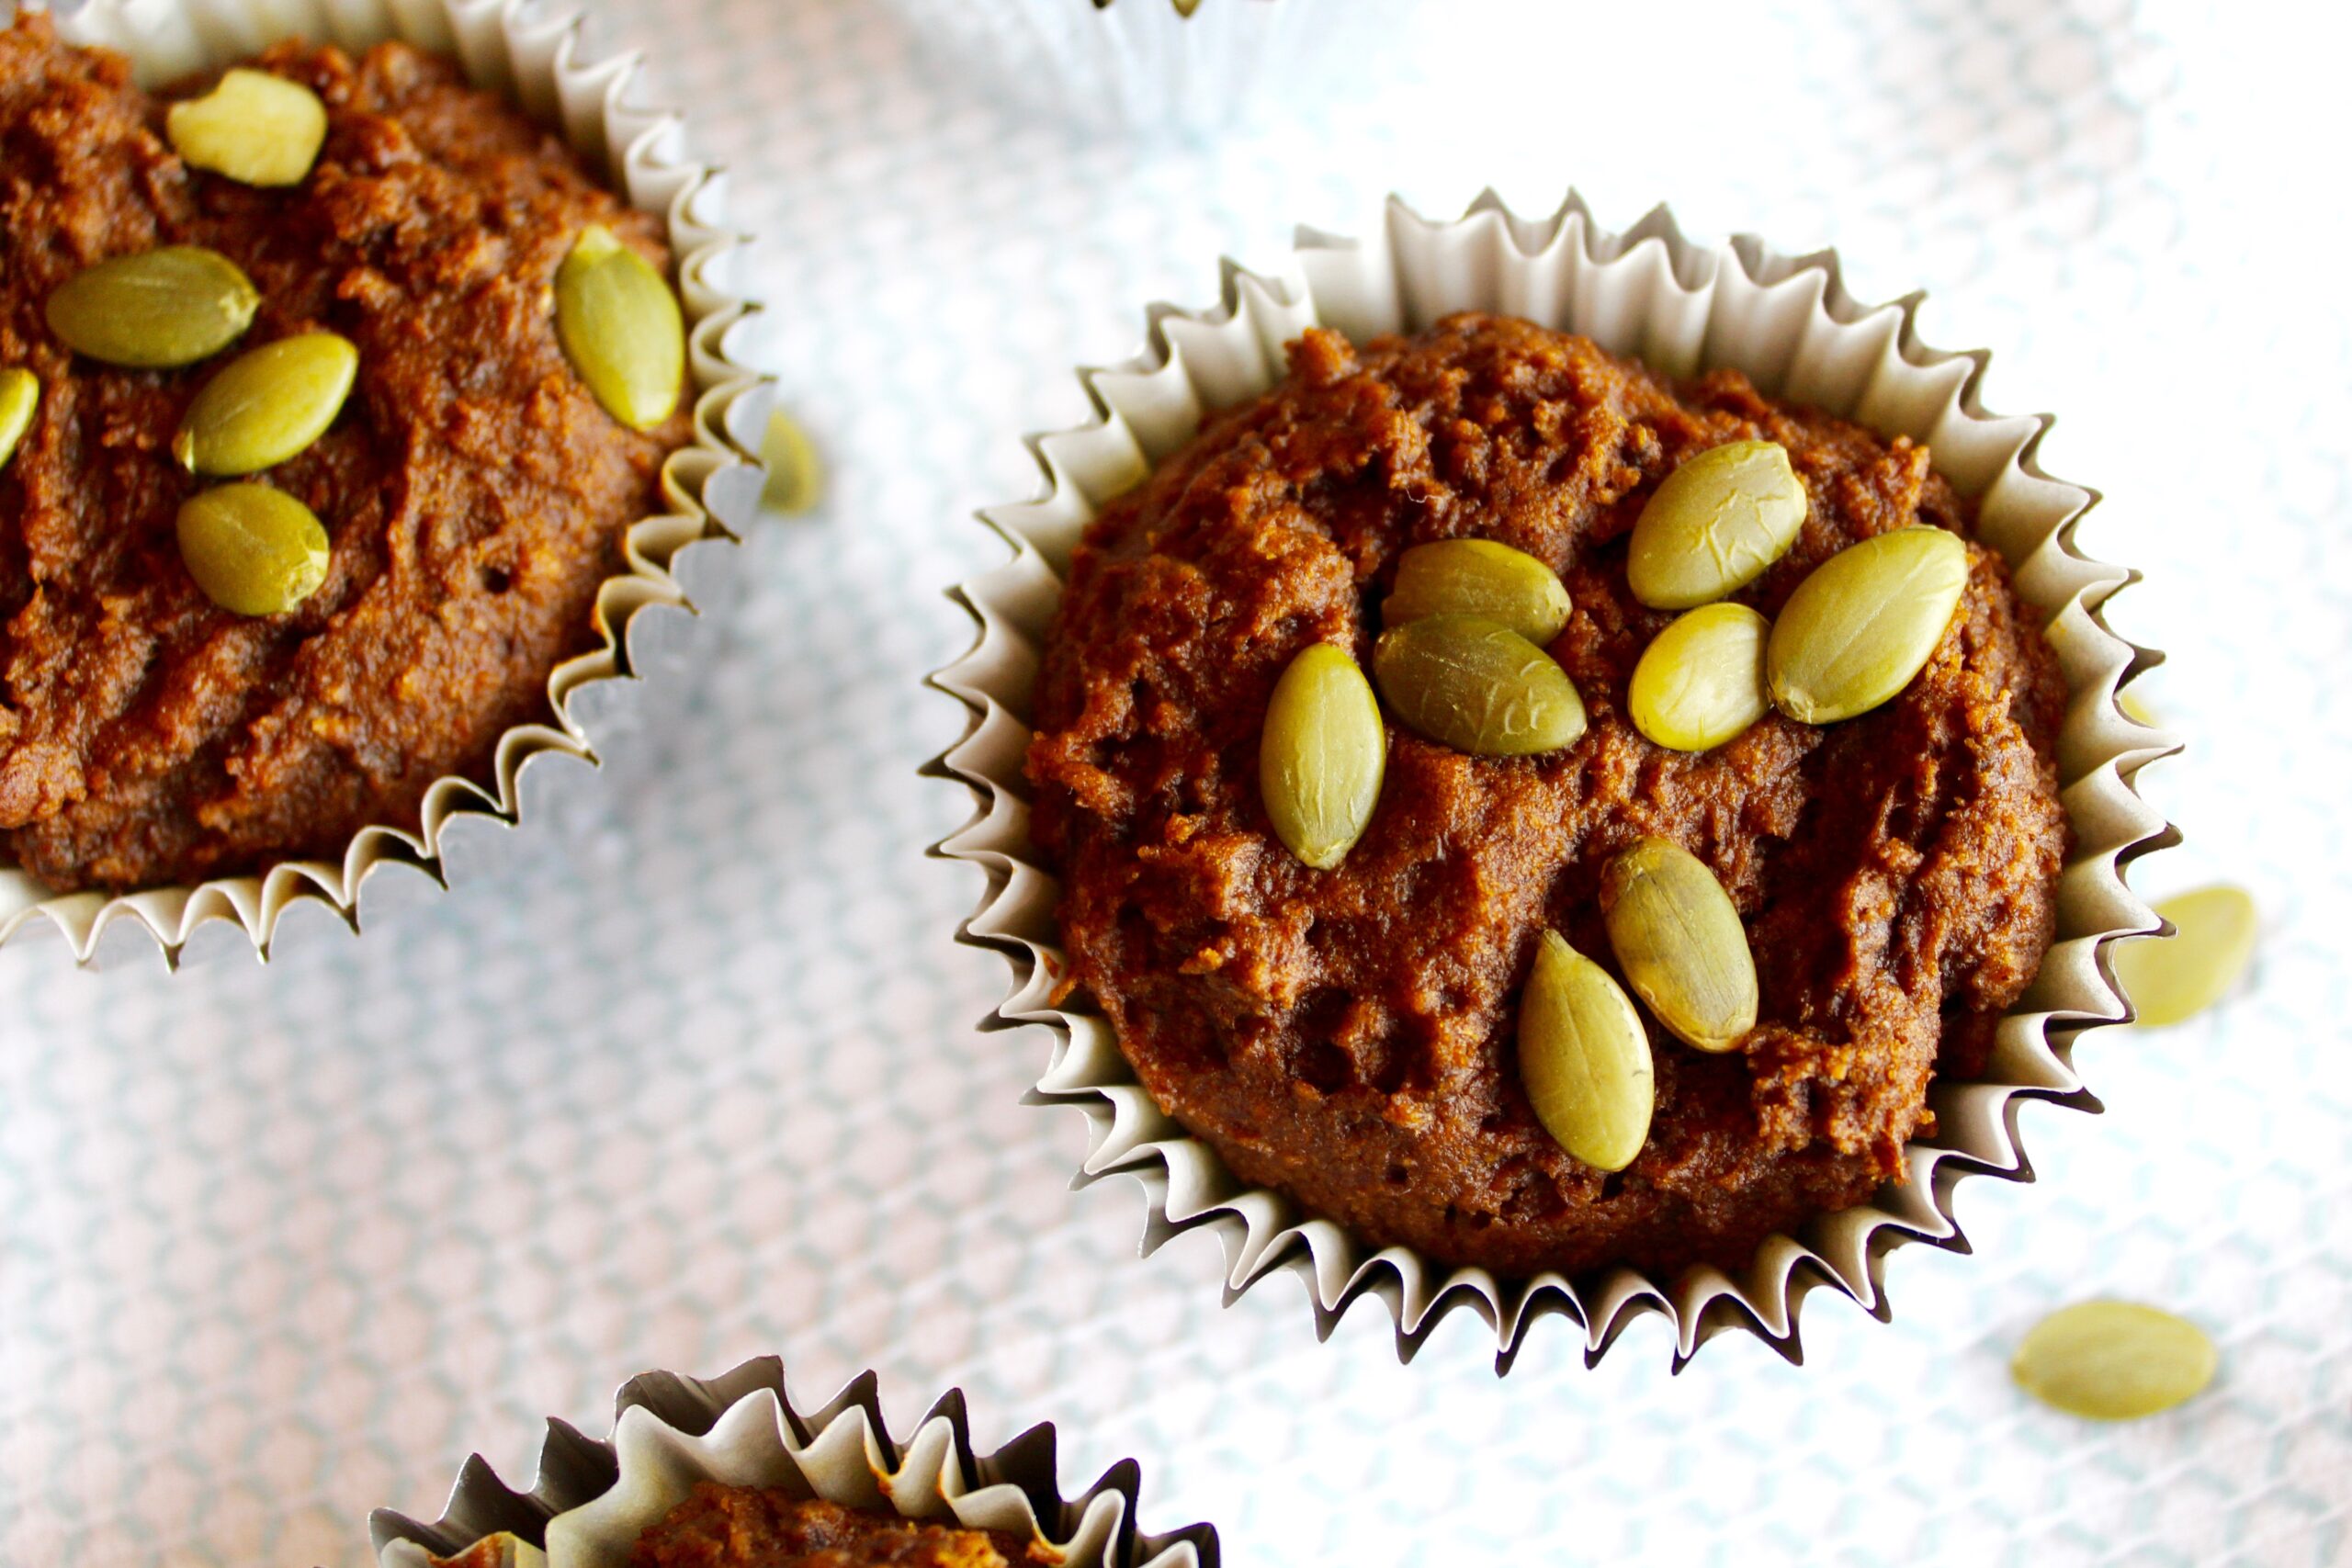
[1027,312,2068,1279]
[0,16,689,891]
[628,1483,1047,1568]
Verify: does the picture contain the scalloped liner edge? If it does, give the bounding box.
[1,0,771,967]
[365,1356,1219,1568]
[925,188,2182,1372]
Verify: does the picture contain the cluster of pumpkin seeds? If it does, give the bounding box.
[1625,436,1972,745]
[1256,433,1995,1171]
[1515,836,1759,1168]
[17,67,686,618]
[1257,536,1589,869]
[42,238,342,617]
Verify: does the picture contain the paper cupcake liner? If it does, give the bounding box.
[368,1357,1218,1568]
[880,0,1419,139]
[1,0,772,968]
[930,190,2183,1371]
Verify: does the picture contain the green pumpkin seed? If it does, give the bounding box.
[1628,602,1770,751]
[0,368,38,471]
[165,68,328,188]
[1627,439,1808,610]
[2112,885,2258,1029]
[555,225,684,432]
[173,333,358,476]
[1372,614,1587,758]
[1384,538,1572,645]
[2012,1300,2216,1421]
[1520,931,1653,1172]
[760,407,823,514]
[1261,642,1385,870]
[176,483,330,616]
[1766,525,1970,724]
[46,246,260,368]
[1600,837,1757,1053]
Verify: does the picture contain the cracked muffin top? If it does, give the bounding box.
[1028,311,2067,1279]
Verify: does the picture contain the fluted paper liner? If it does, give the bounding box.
[931,192,2182,1370]
[880,0,1418,139]
[368,1358,1216,1568]
[1,0,770,967]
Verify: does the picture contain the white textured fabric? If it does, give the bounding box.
[1,2,2346,1565]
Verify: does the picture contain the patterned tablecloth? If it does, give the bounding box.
[4,2,2347,1562]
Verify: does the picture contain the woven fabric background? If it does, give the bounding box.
[3,1,2347,1563]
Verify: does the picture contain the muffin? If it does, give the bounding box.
[0,1,759,962]
[1026,310,2068,1280]
[370,1359,1215,1568]
[0,15,687,894]
[935,194,2172,1362]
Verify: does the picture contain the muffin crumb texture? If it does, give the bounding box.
[1028,312,2070,1278]
[629,1483,1048,1568]
[0,16,688,891]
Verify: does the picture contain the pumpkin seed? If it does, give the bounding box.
[46,246,261,369]
[1627,439,1808,610]
[0,368,38,471]
[1372,614,1586,758]
[1600,837,1757,1053]
[173,333,357,476]
[1767,525,1970,724]
[176,483,330,616]
[2113,886,2258,1029]
[555,225,684,432]
[165,68,328,188]
[1260,642,1385,870]
[1384,538,1572,645]
[2012,1300,2216,1421]
[1628,602,1770,751]
[1520,931,1653,1172]
[759,407,823,514]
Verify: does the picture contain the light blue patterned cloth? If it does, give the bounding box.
[2,2,2346,1563]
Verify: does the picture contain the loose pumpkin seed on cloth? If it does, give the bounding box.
[556,224,685,432]
[2112,886,2258,1028]
[1600,837,1758,1053]
[1260,642,1385,870]
[175,333,358,477]
[165,68,328,187]
[2013,1300,2217,1420]
[45,245,259,368]
[759,408,824,514]
[1384,538,1571,644]
[1519,931,1653,1171]
[1372,613,1586,757]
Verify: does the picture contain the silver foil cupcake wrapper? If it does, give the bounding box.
[931,190,2182,1370]
[368,1357,1216,1568]
[3,0,771,967]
